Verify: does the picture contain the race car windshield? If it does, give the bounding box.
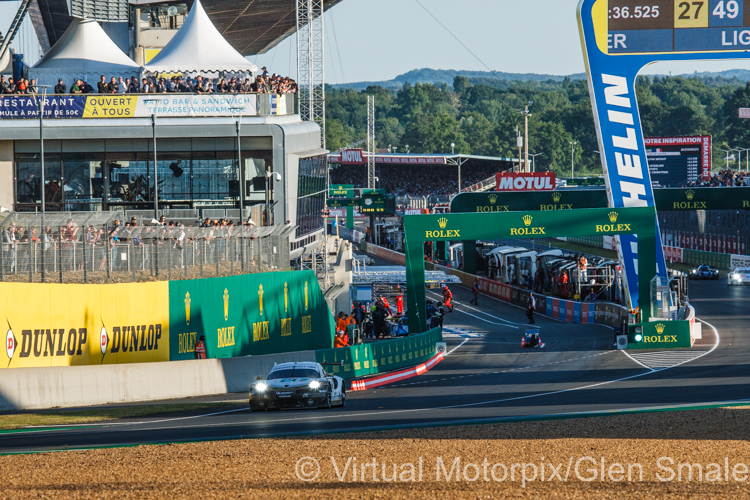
[267,368,320,380]
[698,266,710,271]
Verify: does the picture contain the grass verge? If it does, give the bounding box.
[0,402,243,430]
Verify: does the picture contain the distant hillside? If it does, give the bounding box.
[330,68,587,90]
[330,67,750,90]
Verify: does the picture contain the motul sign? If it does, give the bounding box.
[496,172,556,192]
[340,149,365,164]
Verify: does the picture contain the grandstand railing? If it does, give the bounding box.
[462,175,497,193]
[0,212,294,284]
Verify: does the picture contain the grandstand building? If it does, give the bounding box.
[26,0,343,65]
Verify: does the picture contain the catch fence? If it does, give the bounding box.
[0,212,294,283]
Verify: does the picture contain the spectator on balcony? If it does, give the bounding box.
[70,79,83,94]
[54,78,66,94]
[117,77,127,94]
[106,76,118,93]
[97,75,108,93]
[26,79,38,94]
[15,78,27,93]
[261,66,268,78]
[141,77,152,93]
[0,76,8,94]
[156,78,167,93]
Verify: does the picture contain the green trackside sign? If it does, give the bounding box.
[329,184,354,197]
[403,207,658,333]
[316,328,442,379]
[168,270,335,360]
[450,187,750,214]
[628,320,692,350]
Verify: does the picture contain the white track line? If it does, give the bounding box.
[4,324,722,439]
[426,291,520,328]
[620,318,720,372]
[445,339,469,356]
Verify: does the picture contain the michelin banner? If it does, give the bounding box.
[0,94,257,119]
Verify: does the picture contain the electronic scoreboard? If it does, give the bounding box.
[608,0,750,53]
[645,136,712,186]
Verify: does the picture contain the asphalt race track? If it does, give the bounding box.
[1,278,747,453]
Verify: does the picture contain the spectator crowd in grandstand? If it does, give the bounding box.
[687,169,750,187]
[0,67,296,96]
[330,164,501,196]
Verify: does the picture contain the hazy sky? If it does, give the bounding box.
[250,0,750,83]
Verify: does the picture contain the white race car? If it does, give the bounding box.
[728,267,750,286]
[249,362,346,412]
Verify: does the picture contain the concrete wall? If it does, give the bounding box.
[0,350,315,411]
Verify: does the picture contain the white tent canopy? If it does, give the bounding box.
[144,0,257,74]
[29,18,140,88]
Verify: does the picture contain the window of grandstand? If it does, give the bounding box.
[296,154,327,237]
[328,163,503,197]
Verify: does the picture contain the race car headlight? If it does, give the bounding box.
[309,380,321,389]
[256,383,268,392]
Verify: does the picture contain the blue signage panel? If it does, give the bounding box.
[0,95,86,119]
[578,0,750,310]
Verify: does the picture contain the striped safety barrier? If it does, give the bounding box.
[350,352,444,391]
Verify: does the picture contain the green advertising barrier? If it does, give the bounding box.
[315,328,442,380]
[629,320,692,350]
[683,249,732,269]
[450,187,750,214]
[169,270,335,360]
[404,208,658,333]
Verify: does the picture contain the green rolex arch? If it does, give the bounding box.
[404,207,657,334]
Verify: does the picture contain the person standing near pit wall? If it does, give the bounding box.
[526,294,536,324]
[194,335,207,359]
[470,279,479,306]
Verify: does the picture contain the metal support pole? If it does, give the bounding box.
[58,227,63,283]
[39,94,46,213]
[216,241,220,276]
[200,238,204,277]
[168,239,172,280]
[237,119,244,217]
[83,237,87,283]
[155,235,160,277]
[28,242,33,282]
[152,113,158,213]
[105,224,111,281]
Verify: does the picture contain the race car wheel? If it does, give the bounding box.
[320,393,332,409]
[339,389,346,408]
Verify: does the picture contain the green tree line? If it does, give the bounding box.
[325,75,750,176]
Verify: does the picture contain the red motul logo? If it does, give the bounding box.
[496,172,555,191]
[341,149,365,164]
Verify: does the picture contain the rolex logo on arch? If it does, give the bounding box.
[488,194,498,204]
[551,192,562,203]
[596,211,631,233]
[425,217,461,238]
[686,190,695,201]
[511,215,545,236]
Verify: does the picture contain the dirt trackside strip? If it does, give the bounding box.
[2,406,750,498]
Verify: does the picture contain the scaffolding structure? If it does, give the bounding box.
[296,0,326,148]
[367,95,375,189]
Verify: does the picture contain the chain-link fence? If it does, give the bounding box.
[0,212,295,284]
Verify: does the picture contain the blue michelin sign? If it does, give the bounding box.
[577,0,750,310]
[0,95,86,119]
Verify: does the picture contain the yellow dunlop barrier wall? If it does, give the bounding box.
[1,282,170,368]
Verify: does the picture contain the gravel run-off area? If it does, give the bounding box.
[3,406,750,499]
